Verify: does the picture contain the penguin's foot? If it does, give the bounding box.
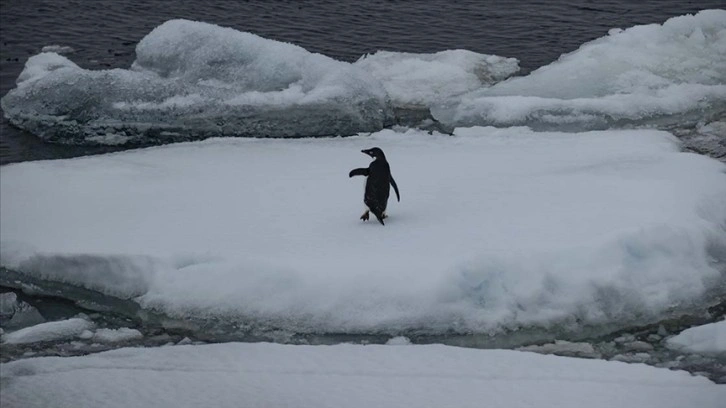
[360,210,370,221]
[382,212,388,219]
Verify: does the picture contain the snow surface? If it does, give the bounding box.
[432,9,726,130]
[2,127,725,337]
[1,342,723,408]
[0,19,391,144]
[1,318,94,345]
[667,320,726,356]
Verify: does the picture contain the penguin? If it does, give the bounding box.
[349,147,400,225]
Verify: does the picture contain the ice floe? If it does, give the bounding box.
[431,9,726,131]
[1,19,392,144]
[1,127,725,338]
[1,317,94,345]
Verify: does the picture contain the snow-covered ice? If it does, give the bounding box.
[1,317,94,345]
[1,342,723,408]
[432,9,726,130]
[667,320,726,356]
[1,127,725,338]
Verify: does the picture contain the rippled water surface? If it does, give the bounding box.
[1,0,722,163]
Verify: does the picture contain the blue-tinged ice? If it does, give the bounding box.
[0,20,393,144]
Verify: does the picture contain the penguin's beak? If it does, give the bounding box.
[361,149,371,157]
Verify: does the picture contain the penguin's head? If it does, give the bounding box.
[362,147,385,160]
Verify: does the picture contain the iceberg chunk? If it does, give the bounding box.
[432,9,726,131]
[1,317,94,345]
[0,19,392,145]
[666,320,726,356]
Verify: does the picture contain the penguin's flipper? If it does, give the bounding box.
[349,168,369,178]
[390,176,400,202]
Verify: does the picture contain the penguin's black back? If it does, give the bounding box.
[364,158,391,216]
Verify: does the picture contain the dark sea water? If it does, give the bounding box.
[0,0,723,164]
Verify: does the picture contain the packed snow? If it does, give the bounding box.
[432,9,726,130]
[1,317,94,345]
[2,127,725,338]
[0,19,392,144]
[667,320,726,356]
[1,342,723,408]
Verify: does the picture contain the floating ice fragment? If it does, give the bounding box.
[92,328,143,343]
[666,320,726,355]
[1,318,95,345]
[40,45,75,54]
[386,336,412,345]
[432,9,726,131]
[1,19,392,145]
[517,340,601,358]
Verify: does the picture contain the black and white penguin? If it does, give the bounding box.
[349,147,400,225]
